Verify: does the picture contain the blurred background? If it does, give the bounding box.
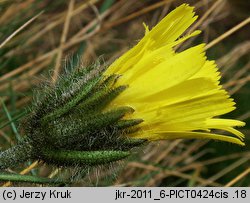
[0,0,249,186]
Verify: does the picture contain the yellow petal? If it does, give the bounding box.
[135,91,235,124]
[205,118,245,139]
[114,44,206,103]
[105,4,198,76]
[131,131,245,146]
[133,77,220,109]
[145,4,197,48]
[191,60,221,84]
[104,4,245,146]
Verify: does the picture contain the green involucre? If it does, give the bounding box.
[42,149,130,166]
[0,62,145,170]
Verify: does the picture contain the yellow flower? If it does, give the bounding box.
[105,4,246,145]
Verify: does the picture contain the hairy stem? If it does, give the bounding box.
[0,173,66,184]
[0,138,33,170]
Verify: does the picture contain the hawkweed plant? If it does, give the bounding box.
[0,4,246,183]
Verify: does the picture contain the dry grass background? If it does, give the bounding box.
[0,0,249,186]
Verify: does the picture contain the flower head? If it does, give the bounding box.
[0,4,245,171]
